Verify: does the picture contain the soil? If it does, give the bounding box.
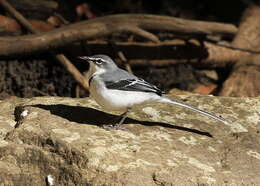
[0,57,76,98]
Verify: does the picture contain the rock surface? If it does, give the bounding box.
[0,95,259,185]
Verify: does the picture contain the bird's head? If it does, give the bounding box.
[78,54,118,75]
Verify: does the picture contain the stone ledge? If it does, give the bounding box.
[0,95,259,185]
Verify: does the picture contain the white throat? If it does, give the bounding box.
[85,63,106,85]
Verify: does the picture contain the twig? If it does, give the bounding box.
[0,0,89,91]
[55,54,89,89]
[54,12,70,25]
[124,26,160,43]
[206,38,260,54]
[0,0,39,33]
[107,40,134,73]
[30,88,49,96]
[117,51,133,74]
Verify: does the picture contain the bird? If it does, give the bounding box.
[78,54,228,129]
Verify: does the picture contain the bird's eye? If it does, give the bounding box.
[95,59,103,65]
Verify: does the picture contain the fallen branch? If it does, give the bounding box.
[0,13,237,57]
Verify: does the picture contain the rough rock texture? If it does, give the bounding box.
[0,95,259,185]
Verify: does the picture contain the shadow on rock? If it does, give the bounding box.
[31,104,212,137]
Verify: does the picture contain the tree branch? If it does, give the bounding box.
[0,13,237,57]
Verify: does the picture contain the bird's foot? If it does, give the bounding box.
[102,110,129,130]
[101,123,127,131]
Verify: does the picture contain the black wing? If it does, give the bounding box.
[105,78,164,96]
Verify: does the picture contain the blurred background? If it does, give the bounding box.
[0,0,259,99]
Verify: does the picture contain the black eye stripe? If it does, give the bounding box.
[94,58,105,64]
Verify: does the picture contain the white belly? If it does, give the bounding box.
[89,78,160,111]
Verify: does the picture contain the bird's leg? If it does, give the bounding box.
[116,110,129,127]
[102,109,129,130]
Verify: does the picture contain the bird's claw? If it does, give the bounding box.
[101,123,127,131]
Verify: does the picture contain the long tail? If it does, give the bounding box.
[159,97,228,124]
